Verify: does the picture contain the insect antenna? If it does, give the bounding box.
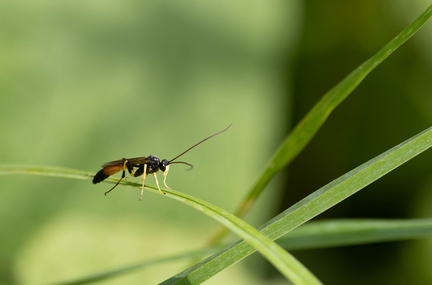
[168,124,232,164]
[169,161,194,169]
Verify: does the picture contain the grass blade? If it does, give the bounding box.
[160,190,322,284]
[52,218,432,284]
[227,4,432,223]
[279,218,432,250]
[0,176,321,284]
[1,127,430,284]
[162,126,432,284]
[0,165,90,179]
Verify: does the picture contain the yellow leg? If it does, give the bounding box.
[139,164,147,201]
[153,173,166,195]
[123,160,129,181]
[163,165,171,189]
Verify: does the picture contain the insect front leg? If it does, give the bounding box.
[162,165,171,189]
[152,172,166,196]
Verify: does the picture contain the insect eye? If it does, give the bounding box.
[160,159,169,171]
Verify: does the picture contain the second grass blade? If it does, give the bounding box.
[162,126,432,284]
[231,4,432,221]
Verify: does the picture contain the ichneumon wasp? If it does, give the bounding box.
[93,125,231,200]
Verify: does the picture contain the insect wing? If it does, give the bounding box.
[101,159,125,168]
[126,156,153,166]
[101,156,152,168]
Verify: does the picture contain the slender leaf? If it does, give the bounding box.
[0,174,321,284]
[162,126,432,284]
[0,165,90,179]
[279,218,432,250]
[53,218,432,284]
[2,126,431,284]
[163,190,321,284]
[225,3,432,224]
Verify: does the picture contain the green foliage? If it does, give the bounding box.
[1,4,431,284]
[163,125,432,284]
[1,2,431,285]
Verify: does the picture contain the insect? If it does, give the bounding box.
[93,124,231,200]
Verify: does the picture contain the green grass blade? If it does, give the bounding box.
[0,165,91,179]
[52,218,432,285]
[160,190,322,284]
[279,218,432,250]
[1,126,430,284]
[0,177,321,284]
[229,4,432,222]
[162,126,432,284]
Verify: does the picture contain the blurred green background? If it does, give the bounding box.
[0,1,431,284]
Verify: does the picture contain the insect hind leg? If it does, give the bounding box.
[104,169,125,195]
[104,160,129,196]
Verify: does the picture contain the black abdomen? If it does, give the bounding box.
[93,169,109,184]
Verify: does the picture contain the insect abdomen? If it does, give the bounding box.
[92,165,124,184]
[93,169,109,184]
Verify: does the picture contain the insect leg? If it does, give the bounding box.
[125,162,135,179]
[104,159,128,196]
[133,164,144,177]
[153,172,166,195]
[162,165,171,189]
[139,164,147,201]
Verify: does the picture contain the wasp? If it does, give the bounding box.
[93,125,231,200]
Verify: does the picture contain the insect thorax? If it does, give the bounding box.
[146,155,162,173]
